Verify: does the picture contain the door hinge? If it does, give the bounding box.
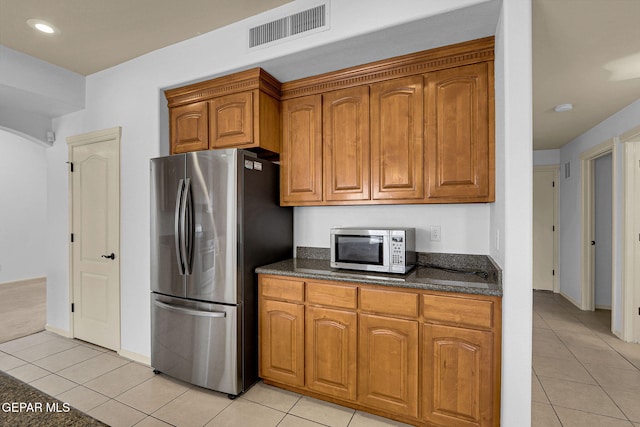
[70,233,74,243]
[71,303,75,313]
[552,181,555,188]
[552,269,555,276]
[553,225,555,232]
[66,161,74,172]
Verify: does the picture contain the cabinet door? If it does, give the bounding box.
[371,76,424,200]
[170,102,209,154]
[306,306,357,400]
[323,87,370,201]
[358,314,418,418]
[423,324,494,427]
[259,299,305,387]
[425,62,493,201]
[209,91,254,148]
[281,95,323,204]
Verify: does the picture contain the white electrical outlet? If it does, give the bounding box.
[430,225,441,241]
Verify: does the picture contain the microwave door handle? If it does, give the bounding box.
[174,179,186,275]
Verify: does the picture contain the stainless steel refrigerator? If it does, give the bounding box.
[150,149,292,396]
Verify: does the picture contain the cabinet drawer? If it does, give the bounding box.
[360,288,419,318]
[260,276,304,303]
[422,294,493,329]
[307,281,357,310]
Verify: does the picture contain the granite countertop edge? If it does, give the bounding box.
[256,256,503,297]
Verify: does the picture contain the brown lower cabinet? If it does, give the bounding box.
[306,306,357,400]
[358,313,419,419]
[258,274,501,427]
[423,324,493,427]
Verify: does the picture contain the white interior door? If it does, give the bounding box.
[68,128,121,351]
[533,167,557,291]
[594,153,613,309]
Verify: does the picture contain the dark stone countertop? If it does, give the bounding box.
[256,251,502,297]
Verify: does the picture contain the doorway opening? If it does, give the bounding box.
[580,139,615,328]
[533,165,559,292]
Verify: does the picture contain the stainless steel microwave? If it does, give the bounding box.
[330,227,416,274]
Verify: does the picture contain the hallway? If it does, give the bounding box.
[532,291,640,426]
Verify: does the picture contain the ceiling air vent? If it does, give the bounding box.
[249,3,328,49]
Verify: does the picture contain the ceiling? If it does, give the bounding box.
[533,0,640,149]
[0,0,293,75]
[1,0,640,150]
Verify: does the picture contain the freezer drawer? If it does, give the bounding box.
[151,293,241,395]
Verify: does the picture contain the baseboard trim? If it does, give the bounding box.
[0,276,46,287]
[118,348,151,366]
[560,291,582,309]
[45,324,71,338]
[595,304,612,310]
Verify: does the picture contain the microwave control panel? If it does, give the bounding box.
[391,235,405,267]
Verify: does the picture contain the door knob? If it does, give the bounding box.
[101,253,116,260]
[591,241,596,246]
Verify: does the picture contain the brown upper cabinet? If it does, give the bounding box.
[169,101,209,154]
[165,38,495,206]
[370,76,424,201]
[323,86,370,202]
[280,95,323,203]
[279,36,495,206]
[165,68,281,155]
[425,62,494,202]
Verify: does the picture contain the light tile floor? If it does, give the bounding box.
[532,291,640,427]
[0,331,411,426]
[3,292,640,426]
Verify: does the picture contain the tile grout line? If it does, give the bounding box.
[534,293,640,424]
[556,304,637,423]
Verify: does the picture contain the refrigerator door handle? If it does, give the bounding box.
[154,300,226,318]
[180,178,193,275]
[174,179,186,275]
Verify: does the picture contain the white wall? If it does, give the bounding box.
[533,149,560,166]
[294,204,490,254]
[0,46,85,144]
[43,0,534,423]
[0,130,47,283]
[493,1,533,425]
[559,97,640,333]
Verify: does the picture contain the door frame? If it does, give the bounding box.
[533,165,560,293]
[580,138,616,313]
[621,126,640,343]
[67,127,121,345]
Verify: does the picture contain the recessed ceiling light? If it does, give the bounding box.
[553,103,573,113]
[27,19,59,35]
